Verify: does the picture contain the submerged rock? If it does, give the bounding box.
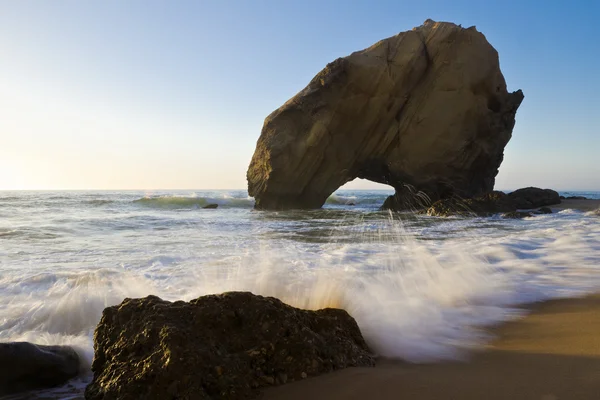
[85,292,374,400]
[508,187,561,209]
[247,19,523,210]
[502,211,534,219]
[203,203,219,209]
[0,342,80,396]
[535,207,553,214]
[425,191,515,217]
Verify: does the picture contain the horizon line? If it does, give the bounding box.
[0,187,598,192]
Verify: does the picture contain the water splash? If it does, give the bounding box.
[3,191,600,399]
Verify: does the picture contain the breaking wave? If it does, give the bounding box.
[326,192,389,206]
[133,195,255,209]
[2,190,600,398]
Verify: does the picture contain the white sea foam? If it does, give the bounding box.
[133,194,255,208]
[2,190,600,397]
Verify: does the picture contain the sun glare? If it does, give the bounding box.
[0,159,28,190]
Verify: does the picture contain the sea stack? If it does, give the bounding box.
[247,19,524,210]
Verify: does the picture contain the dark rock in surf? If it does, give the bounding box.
[425,191,516,217]
[566,196,588,200]
[0,342,80,396]
[202,203,219,209]
[502,211,534,219]
[380,187,432,211]
[247,19,523,210]
[535,207,553,214]
[508,187,560,209]
[85,292,374,400]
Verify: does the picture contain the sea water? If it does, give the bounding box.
[1,190,600,398]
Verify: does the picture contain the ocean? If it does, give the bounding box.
[1,189,600,398]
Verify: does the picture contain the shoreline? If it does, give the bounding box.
[263,294,600,399]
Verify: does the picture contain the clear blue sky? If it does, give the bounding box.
[1,0,598,190]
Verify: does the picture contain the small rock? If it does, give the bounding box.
[311,359,319,370]
[536,207,552,214]
[508,187,561,208]
[0,342,80,396]
[277,373,288,384]
[260,376,275,385]
[301,372,308,379]
[202,203,219,209]
[502,211,533,219]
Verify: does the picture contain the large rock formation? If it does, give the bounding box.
[85,292,374,400]
[0,342,80,396]
[247,19,523,210]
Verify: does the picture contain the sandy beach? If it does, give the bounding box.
[263,295,600,400]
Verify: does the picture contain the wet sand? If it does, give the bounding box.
[552,199,600,212]
[263,295,600,400]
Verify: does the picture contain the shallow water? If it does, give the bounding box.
[1,190,600,398]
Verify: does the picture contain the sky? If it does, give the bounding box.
[0,0,598,191]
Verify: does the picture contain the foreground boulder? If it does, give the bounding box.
[508,187,561,209]
[0,342,80,396]
[85,292,374,400]
[247,19,523,210]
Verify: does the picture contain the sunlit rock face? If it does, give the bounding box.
[247,19,524,210]
[85,292,374,400]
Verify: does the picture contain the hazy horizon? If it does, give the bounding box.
[2,1,598,192]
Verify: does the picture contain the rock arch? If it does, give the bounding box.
[247,20,524,210]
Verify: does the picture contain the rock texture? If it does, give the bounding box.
[0,342,80,396]
[425,191,516,217]
[85,292,374,400]
[247,19,523,210]
[508,187,561,209]
[501,211,534,219]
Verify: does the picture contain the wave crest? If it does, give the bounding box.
[133,195,254,209]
